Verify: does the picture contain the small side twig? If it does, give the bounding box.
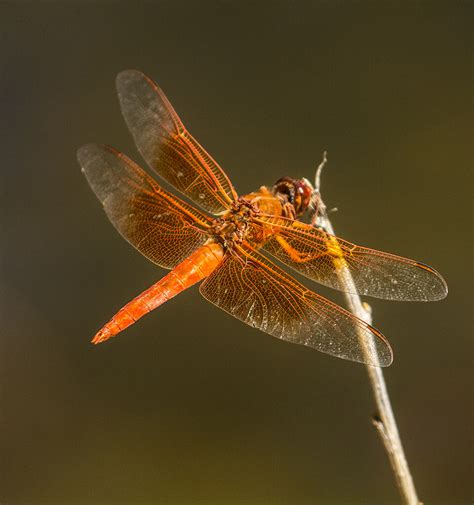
[311,152,422,505]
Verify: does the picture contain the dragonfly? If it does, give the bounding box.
[77,70,447,367]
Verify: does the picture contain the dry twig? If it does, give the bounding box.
[310,152,421,505]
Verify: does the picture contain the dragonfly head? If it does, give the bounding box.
[272,177,314,217]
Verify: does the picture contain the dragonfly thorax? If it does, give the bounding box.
[211,198,259,249]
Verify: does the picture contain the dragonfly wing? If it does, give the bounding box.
[254,215,447,302]
[199,244,393,366]
[116,70,237,215]
[78,143,211,269]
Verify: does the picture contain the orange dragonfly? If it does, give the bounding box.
[77,70,447,367]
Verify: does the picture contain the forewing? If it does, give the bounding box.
[255,215,447,302]
[78,143,211,269]
[200,245,393,366]
[116,70,237,214]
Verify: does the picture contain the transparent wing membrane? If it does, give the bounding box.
[200,245,393,366]
[116,70,237,214]
[255,215,447,301]
[78,143,210,269]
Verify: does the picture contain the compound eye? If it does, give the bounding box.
[273,177,295,204]
[292,179,314,215]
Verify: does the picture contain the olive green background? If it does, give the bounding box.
[1,2,471,504]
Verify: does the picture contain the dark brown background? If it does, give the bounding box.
[1,2,471,504]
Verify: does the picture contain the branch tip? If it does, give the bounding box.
[314,150,328,193]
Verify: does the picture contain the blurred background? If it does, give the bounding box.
[0,2,470,504]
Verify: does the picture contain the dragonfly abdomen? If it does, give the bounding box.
[91,242,224,344]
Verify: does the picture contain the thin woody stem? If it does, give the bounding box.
[311,153,421,505]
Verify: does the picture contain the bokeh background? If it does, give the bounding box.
[1,2,470,504]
